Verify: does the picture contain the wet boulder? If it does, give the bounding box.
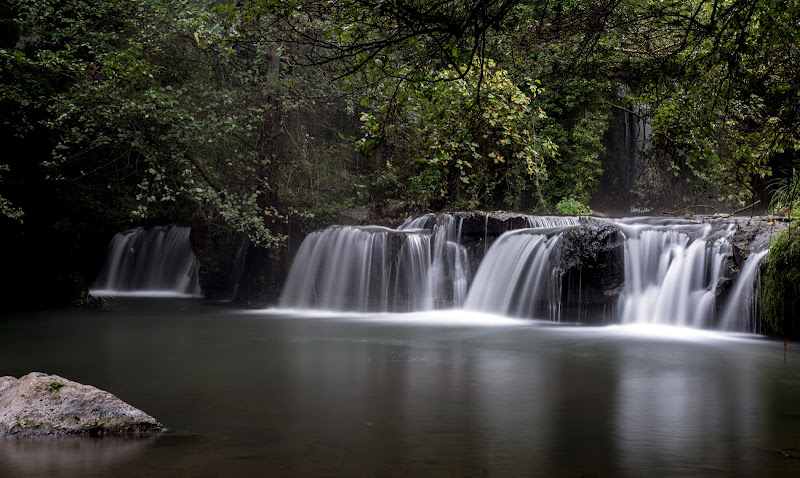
[558,219,626,323]
[728,217,787,268]
[449,211,549,276]
[0,372,164,437]
[713,217,786,313]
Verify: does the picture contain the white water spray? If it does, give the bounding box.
[90,226,200,297]
[279,214,771,332]
[719,249,769,332]
[464,228,567,320]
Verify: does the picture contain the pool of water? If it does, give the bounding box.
[1,299,798,477]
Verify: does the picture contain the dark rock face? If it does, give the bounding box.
[380,199,409,219]
[449,211,534,277]
[189,223,249,301]
[232,220,308,307]
[558,220,626,323]
[0,373,163,437]
[334,206,373,225]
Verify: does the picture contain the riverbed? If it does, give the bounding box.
[1,298,798,477]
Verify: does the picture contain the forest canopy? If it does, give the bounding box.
[1,0,799,250]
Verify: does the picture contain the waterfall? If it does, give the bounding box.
[279,226,433,312]
[398,214,435,230]
[279,213,773,333]
[718,249,769,332]
[90,226,200,297]
[393,233,434,311]
[464,228,569,320]
[427,214,469,308]
[614,219,738,328]
[525,216,580,228]
[280,214,470,312]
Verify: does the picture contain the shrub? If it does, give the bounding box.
[555,198,591,215]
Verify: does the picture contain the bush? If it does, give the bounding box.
[555,198,591,215]
[769,168,800,217]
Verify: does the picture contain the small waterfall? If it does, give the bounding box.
[614,219,736,328]
[90,225,200,296]
[279,226,433,312]
[719,249,769,332]
[464,228,568,320]
[398,214,435,230]
[280,214,470,312]
[525,216,580,228]
[393,233,434,311]
[428,214,469,308]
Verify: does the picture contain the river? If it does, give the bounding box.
[1,298,798,477]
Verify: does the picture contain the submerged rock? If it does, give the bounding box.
[0,372,163,437]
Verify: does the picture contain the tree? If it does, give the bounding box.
[4,0,365,247]
[612,0,800,210]
[357,59,556,210]
[0,0,368,304]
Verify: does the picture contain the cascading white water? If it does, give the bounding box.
[614,219,737,328]
[428,214,469,308]
[279,226,433,312]
[279,213,772,333]
[525,216,580,228]
[464,228,569,320]
[719,249,769,332]
[90,225,201,297]
[398,214,435,230]
[280,214,470,312]
[393,233,434,311]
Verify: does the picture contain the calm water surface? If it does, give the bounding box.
[1,299,798,477]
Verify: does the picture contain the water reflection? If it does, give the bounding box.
[0,436,155,477]
[613,335,770,476]
[0,303,798,477]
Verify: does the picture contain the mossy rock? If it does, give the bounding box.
[761,223,800,338]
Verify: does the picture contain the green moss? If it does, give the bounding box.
[48,381,65,393]
[761,222,800,338]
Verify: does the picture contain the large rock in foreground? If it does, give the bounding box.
[0,372,163,437]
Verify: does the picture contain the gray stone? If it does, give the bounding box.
[381,199,408,218]
[334,206,374,225]
[728,217,787,268]
[0,372,164,437]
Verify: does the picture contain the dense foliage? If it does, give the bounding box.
[629,0,800,210]
[358,60,555,210]
[1,0,799,304]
